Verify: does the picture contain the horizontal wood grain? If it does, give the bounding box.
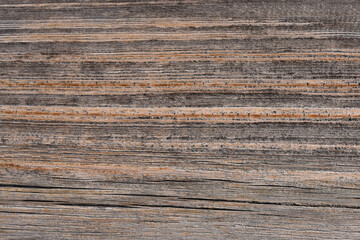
[1,0,360,239]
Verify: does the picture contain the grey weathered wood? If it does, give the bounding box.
[0,0,360,239]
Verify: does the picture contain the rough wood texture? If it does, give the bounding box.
[1,0,360,239]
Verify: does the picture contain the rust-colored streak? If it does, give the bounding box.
[1,106,359,123]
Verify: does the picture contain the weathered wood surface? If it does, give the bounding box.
[1,0,360,239]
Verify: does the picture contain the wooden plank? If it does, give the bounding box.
[0,0,359,239]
